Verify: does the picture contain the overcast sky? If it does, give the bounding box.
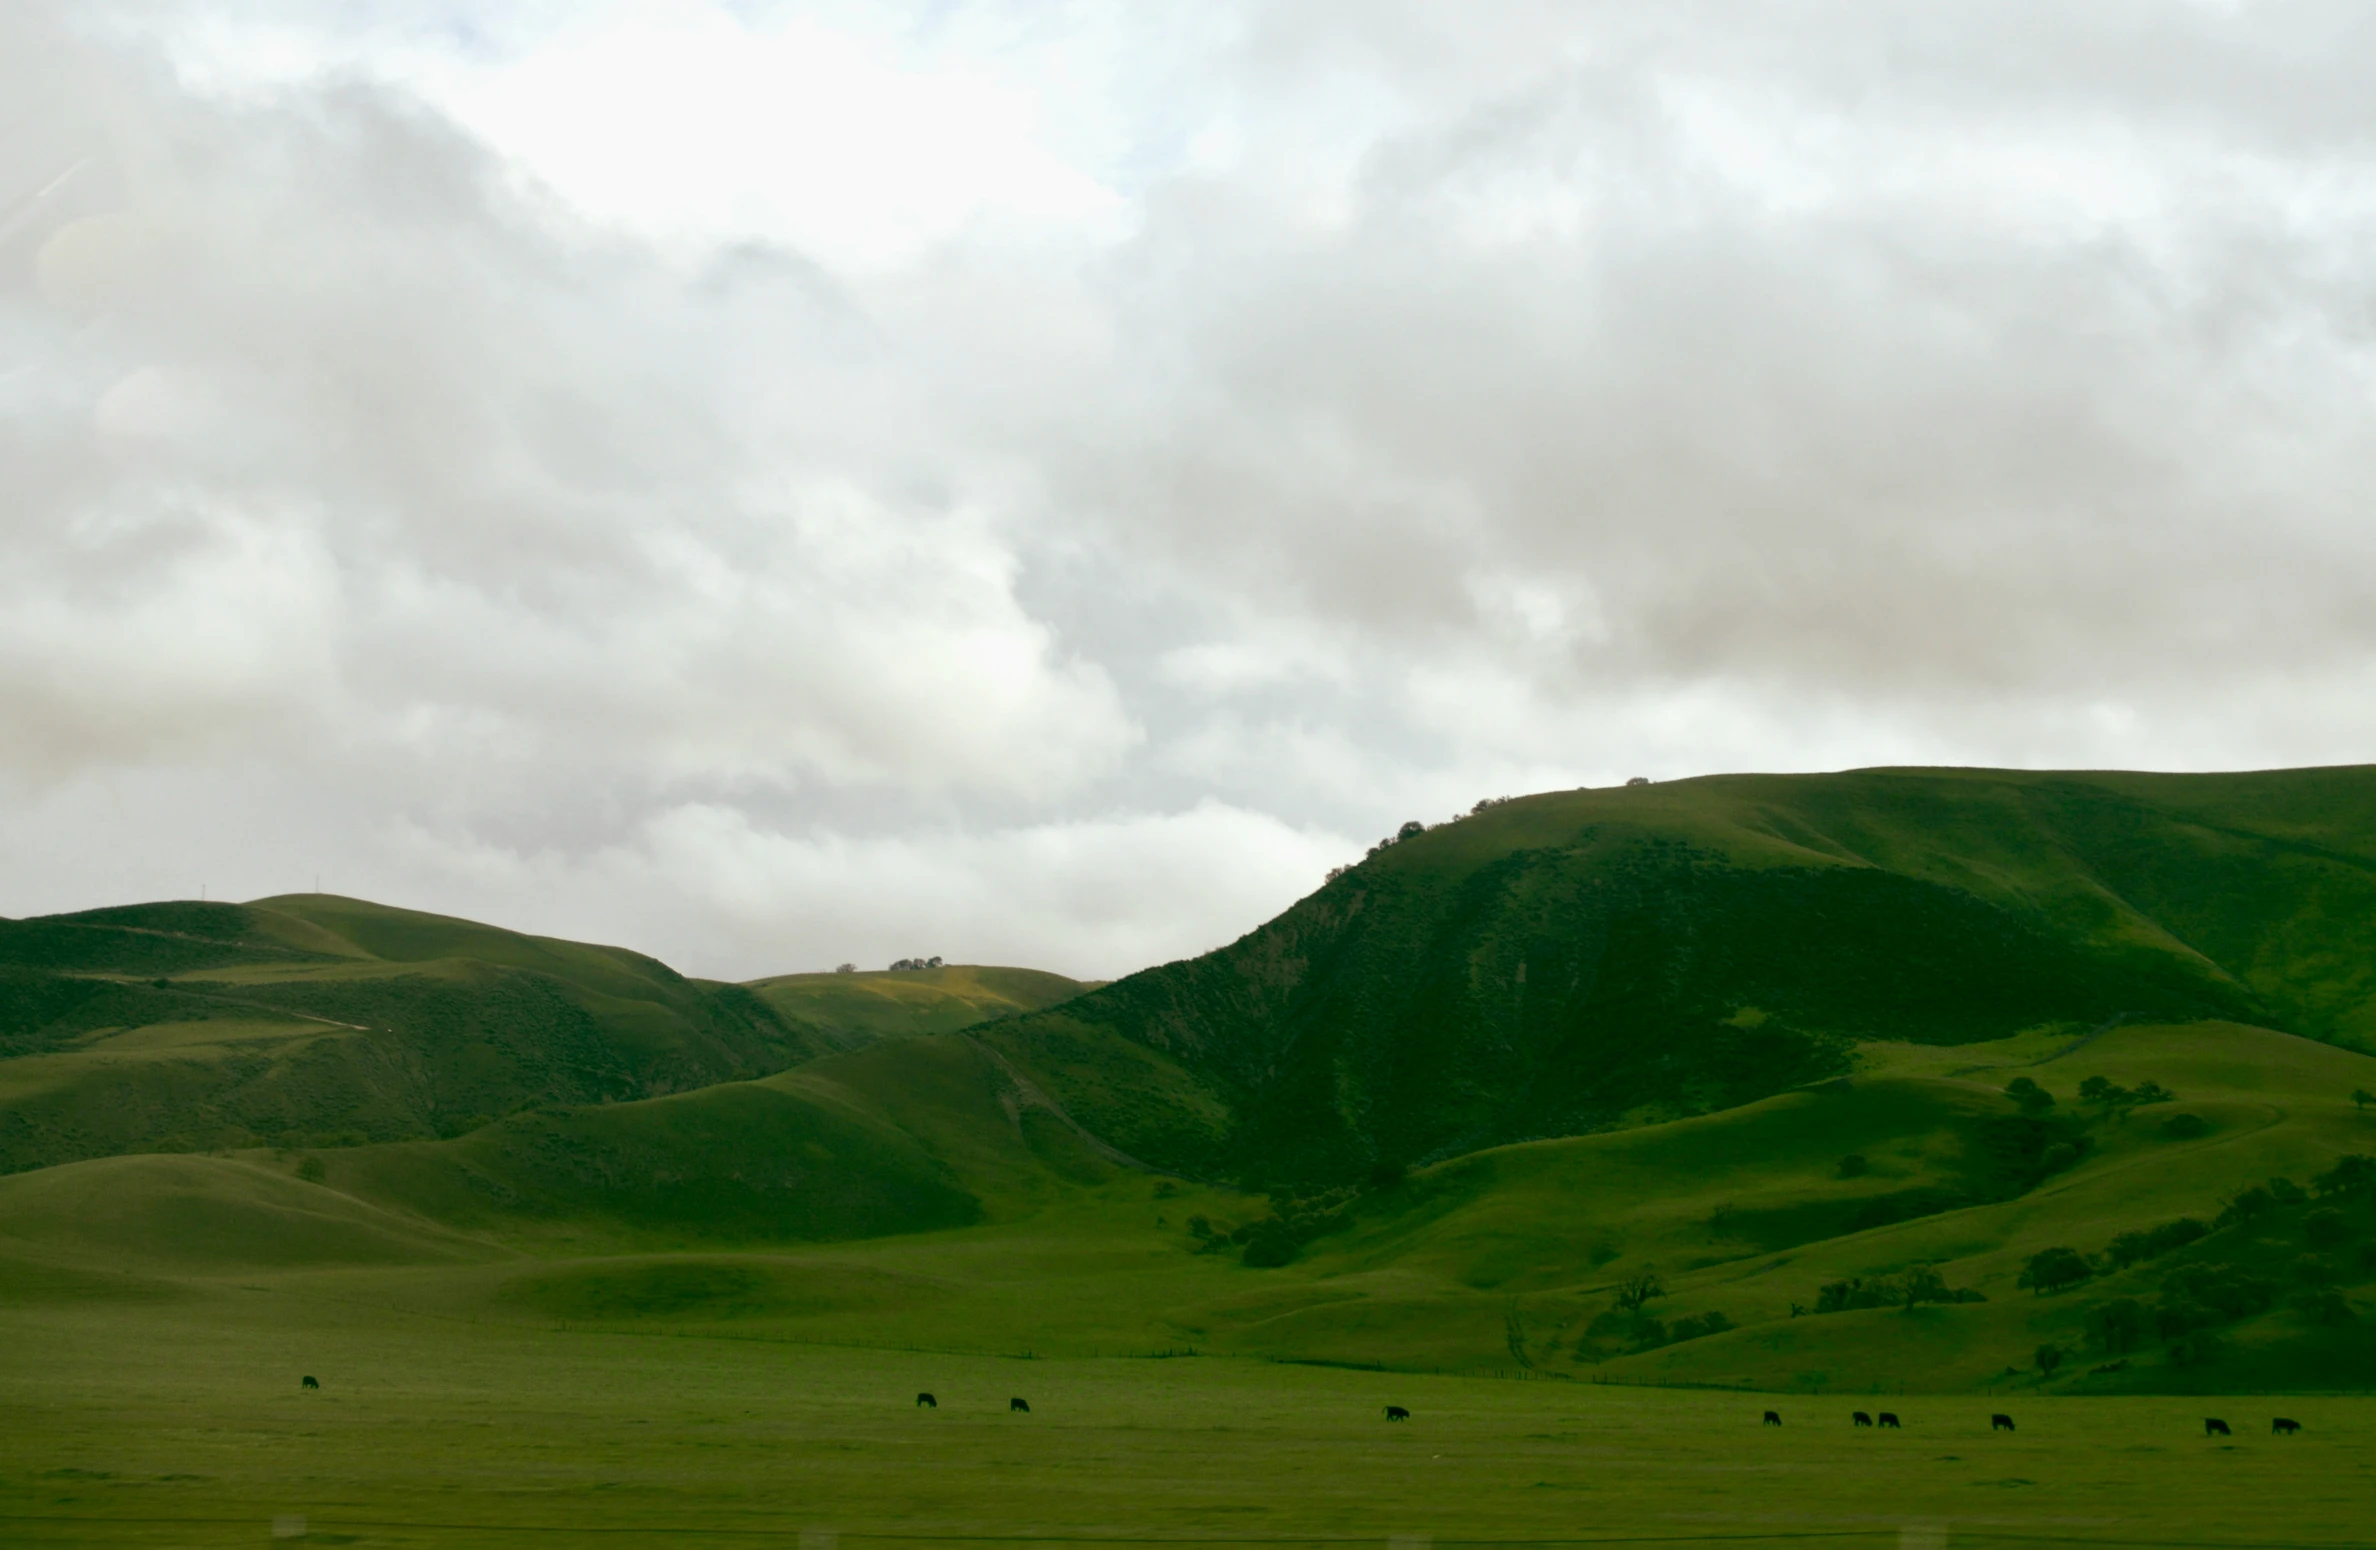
[5,1,2375,979]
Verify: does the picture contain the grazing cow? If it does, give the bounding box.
[300,1376,319,1390]
[2205,1418,2231,1438]
[1991,1414,2016,1432]
[1877,1413,1901,1429]
[915,1393,936,1409]
[1853,1412,1873,1428]
[2272,1418,2301,1435]
[1762,1411,1782,1427]
[1385,1405,1411,1421]
[1010,1397,1030,1413]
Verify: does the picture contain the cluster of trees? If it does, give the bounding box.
[887,956,944,971]
[1327,819,1439,884]
[1585,1306,1733,1354]
[1798,1264,1986,1317]
[1577,1272,1733,1354]
[2004,1074,2177,1117]
[2016,1155,2376,1373]
[2003,1076,2056,1115]
[1186,1183,1363,1267]
[2076,1074,2174,1114]
[2104,1216,2210,1268]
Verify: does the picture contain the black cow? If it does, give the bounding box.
[1853,1411,1873,1428]
[1991,1414,2016,1432]
[1010,1397,1030,1413]
[1762,1411,1782,1427]
[2273,1417,2301,1435]
[2205,1418,2231,1437]
[1877,1413,1901,1429]
[916,1393,936,1409]
[300,1376,319,1390]
[1385,1405,1411,1421]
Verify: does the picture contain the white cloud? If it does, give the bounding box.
[6,1,2376,978]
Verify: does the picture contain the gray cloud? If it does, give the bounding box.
[3,1,2375,976]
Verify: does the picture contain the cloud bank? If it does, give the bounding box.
[4,1,2375,977]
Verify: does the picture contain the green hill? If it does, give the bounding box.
[0,894,1080,1176]
[746,964,1089,1042]
[9,765,2376,1397]
[977,766,2376,1187]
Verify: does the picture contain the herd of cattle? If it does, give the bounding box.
[1752,1408,2297,1436]
[303,1378,2303,1436]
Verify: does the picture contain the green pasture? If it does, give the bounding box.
[1,1289,2368,1549]
[5,1013,2376,1393]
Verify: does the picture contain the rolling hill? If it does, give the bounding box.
[7,765,2376,1395]
[0,893,1088,1175]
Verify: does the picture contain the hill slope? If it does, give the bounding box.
[977,766,2376,1186]
[0,894,1081,1175]
[746,965,1088,1043]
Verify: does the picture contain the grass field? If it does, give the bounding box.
[1,1290,2369,1549]
[15,773,2376,1545]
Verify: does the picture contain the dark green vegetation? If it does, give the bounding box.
[9,766,2376,1437]
[981,766,2376,1186]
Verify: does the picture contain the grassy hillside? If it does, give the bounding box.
[746,964,1088,1042]
[979,766,2376,1186]
[10,999,2374,1394]
[0,894,1086,1177]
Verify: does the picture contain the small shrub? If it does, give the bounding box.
[1667,1310,1733,1342]
[2296,1288,2357,1326]
[1240,1219,1299,1268]
[2035,1343,2064,1376]
[1835,1154,1869,1179]
[2161,1113,2210,1140]
[294,1155,327,1184]
[2004,1077,2055,1115]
